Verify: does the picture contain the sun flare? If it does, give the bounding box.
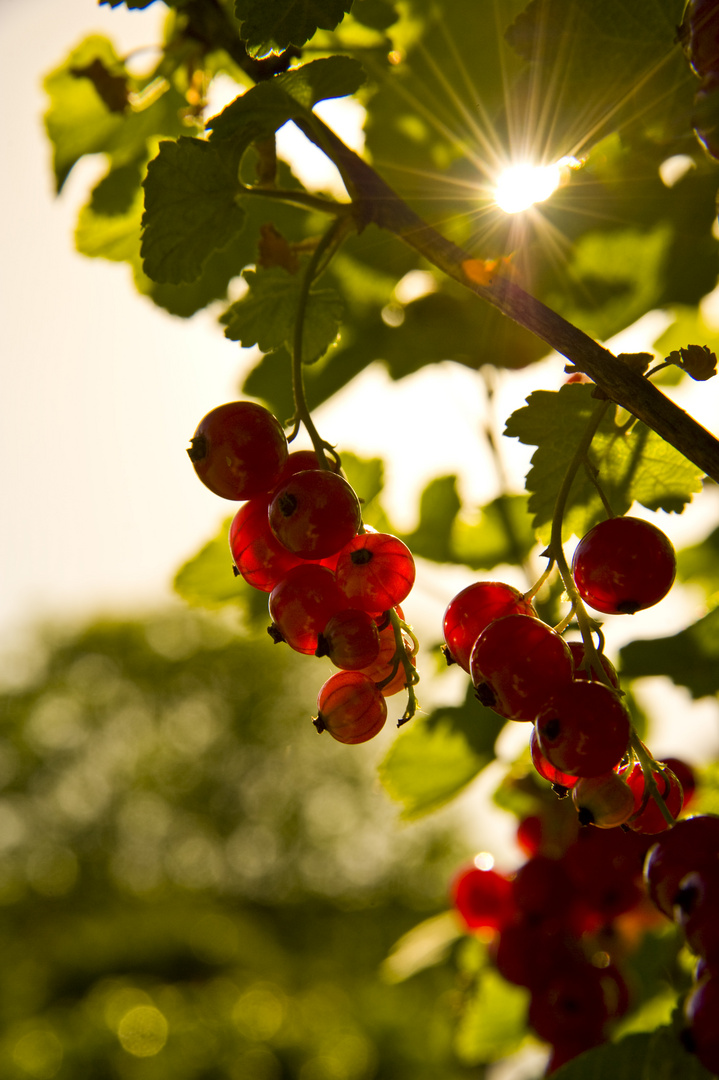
[494,158,578,214]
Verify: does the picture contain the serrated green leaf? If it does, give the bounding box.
[221,266,343,363]
[43,36,186,192]
[173,520,244,610]
[207,56,365,141]
[378,685,505,819]
[504,384,703,543]
[452,494,536,569]
[235,0,354,55]
[141,137,246,284]
[654,304,719,364]
[455,968,529,1065]
[619,606,719,699]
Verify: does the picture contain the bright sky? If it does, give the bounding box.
[2,0,719,765]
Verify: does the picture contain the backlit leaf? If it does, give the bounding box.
[235,0,354,55]
[619,607,719,699]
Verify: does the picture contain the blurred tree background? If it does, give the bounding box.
[0,606,470,1080]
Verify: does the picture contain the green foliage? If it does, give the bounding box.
[235,0,355,55]
[454,967,530,1064]
[221,265,344,362]
[378,685,506,819]
[504,384,704,542]
[551,1027,715,1079]
[619,606,719,698]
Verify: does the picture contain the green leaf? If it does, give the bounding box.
[399,476,461,563]
[207,56,365,141]
[352,0,399,31]
[619,607,719,699]
[173,520,243,610]
[551,1026,714,1079]
[378,685,505,820]
[453,494,537,569]
[677,523,719,598]
[235,0,354,55]
[454,968,529,1064]
[141,137,246,284]
[221,266,344,363]
[43,36,185,192]
[504,384,703,543]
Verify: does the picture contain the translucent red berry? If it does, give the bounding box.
[316,609,381,670]
[268,470,361,560]
[229,495,301,592]
[187,401,288,501]
[682,974,719,1074]
[314,671,387,744]
[268,565,344,654]
[535,681,630,778]
[529,725,578,789]
[470,614,574,721]
[566,640,619,687]
[571,771,635,829]
[334,533,415,613]
[620,761,684,834]
[450,864,514,932]
[643,814,719,917]
[571,516,676,615]
[443,581,537,672]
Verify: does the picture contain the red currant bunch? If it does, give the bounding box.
[188,402,420,742]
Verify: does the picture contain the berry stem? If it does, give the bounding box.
[548,399,612,683]
[629,733,678,828]
[381,608,420,727]
[236,180,350,218]
[291,216,352,470]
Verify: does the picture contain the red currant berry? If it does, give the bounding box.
[314,671,387,744]
[688,0,719,78]
[682,974,719,1074]
[229,495,301,592]
[276,448,339,483]
[316,609,381,670]
[529,725,578,790]
[269,470,361,560]
[268,565,344,654]
[470,614,574,722]
[443,582,537,672]
[334,533,415,613]
[620,762,683,834]
[450,864,514,932]
[358,616,416,697]
[528,960,615,1045]
[675,867,719,965]
[535,682,630,778]
[516,815,543,857]
[187,401,288,501]
[571,516,676,615]
[663,757,697,808]
[566,640,619,687]
[571,771,635,829]
[643,814,719,918]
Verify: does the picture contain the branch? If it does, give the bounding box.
[296,115,719,485]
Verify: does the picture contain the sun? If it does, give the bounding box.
[493,158,578,214]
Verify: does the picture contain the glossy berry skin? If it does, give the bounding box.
[620,762,683,834]
[675,868,719,966]
[566,641,619,687]
[682,975,719,1074]
[269,470,361,560]
[188,401,288,501]
[316,609,381,670]
[334,533,415,613]
[643,814,719,917]
[268,565,344,654]
[450,865,514,932]
[535,681,631,778]
[314,671,387,744]
[571,516,676,615]
[229,495,301,592]
[529,725,578,789]
[443,581,537,672]
[470,614,574,721]
[571,771,635,829]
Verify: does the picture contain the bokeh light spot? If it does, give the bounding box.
[117,1005,168,1057]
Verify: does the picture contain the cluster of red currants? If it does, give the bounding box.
[451,778,701,1072]
[645,813,719,1074]
[187,401,417,743]
[443,515,677,829]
